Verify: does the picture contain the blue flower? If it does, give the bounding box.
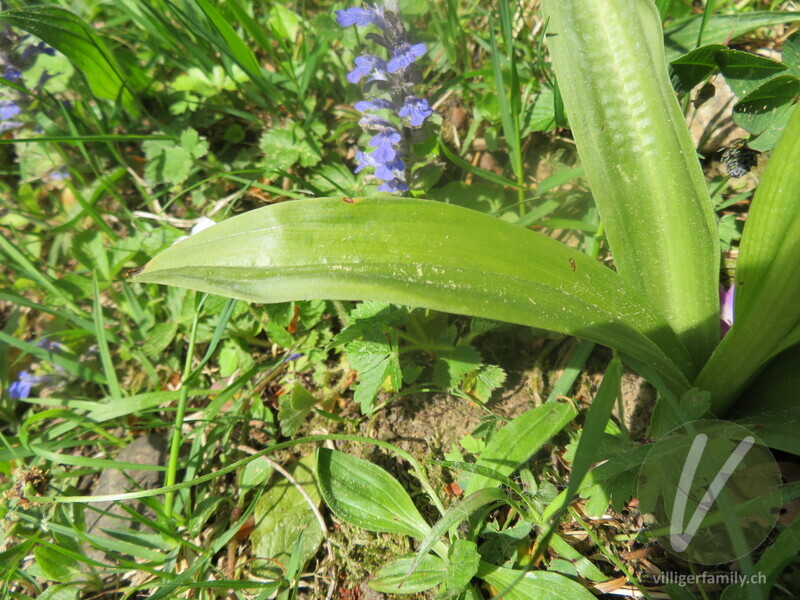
[3,67,22,82]
[398,96,432,127]
[335,5,385,29]
[347,54,387,84]
[354,150,381,173]
[378,178,409,193]
[355,97,396,113]
[370,127,401,163]
[0,99,22,121]
[387,42,426,73]
[0,99,22,132]
[48,167,70,181]
[374,155,405,180]
[8,371,37,400]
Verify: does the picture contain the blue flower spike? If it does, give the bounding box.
[337,1,434,194]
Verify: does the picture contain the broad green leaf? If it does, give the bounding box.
[251,453,323,579]
[278,383,316,436]
[664,12,800,64]
[0,6,136,114]
[732,76,800,136]
[133,197,694,390]
[669,44,727,93]
[316,448,431,539]
[696,104,800,413]
[476,562,596,600]
[784,31,800,78]
[370,554,447,594]
[33,546,83,584]
[548,534,610,582]
[542,0,720,369]
[716,49,788,98]
[748,103,796,152]
[465,401,576,496]
[409,489,507,578]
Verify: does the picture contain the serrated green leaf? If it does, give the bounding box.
[259,126,302,171]
[464,365,506,403]
[444,540,481,592]
[316,448,431,539]
[434,345,482,390]
[370,554,447,594]
[180,128,209,159]
[265,320,294,348]
[251,453,323,580]
[134,197,695,391]
[466,401,576,496]
[345,326,401,414]
[259,123,322,172]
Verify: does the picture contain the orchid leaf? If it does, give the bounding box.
[542,0,720,369]
[133,197,693,389]
[696,104,800,413]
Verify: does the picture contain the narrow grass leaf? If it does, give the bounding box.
[93,274,121,402]
[0,331,105,384]
[194,0,261,74]
[408,488,506,578]
[465,401,576,496]
[438,134,523,189]
[546,340,596,402]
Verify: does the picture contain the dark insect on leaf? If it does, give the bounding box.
[721,138,759,178]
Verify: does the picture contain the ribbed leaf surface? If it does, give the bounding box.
[542,0,720,369]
